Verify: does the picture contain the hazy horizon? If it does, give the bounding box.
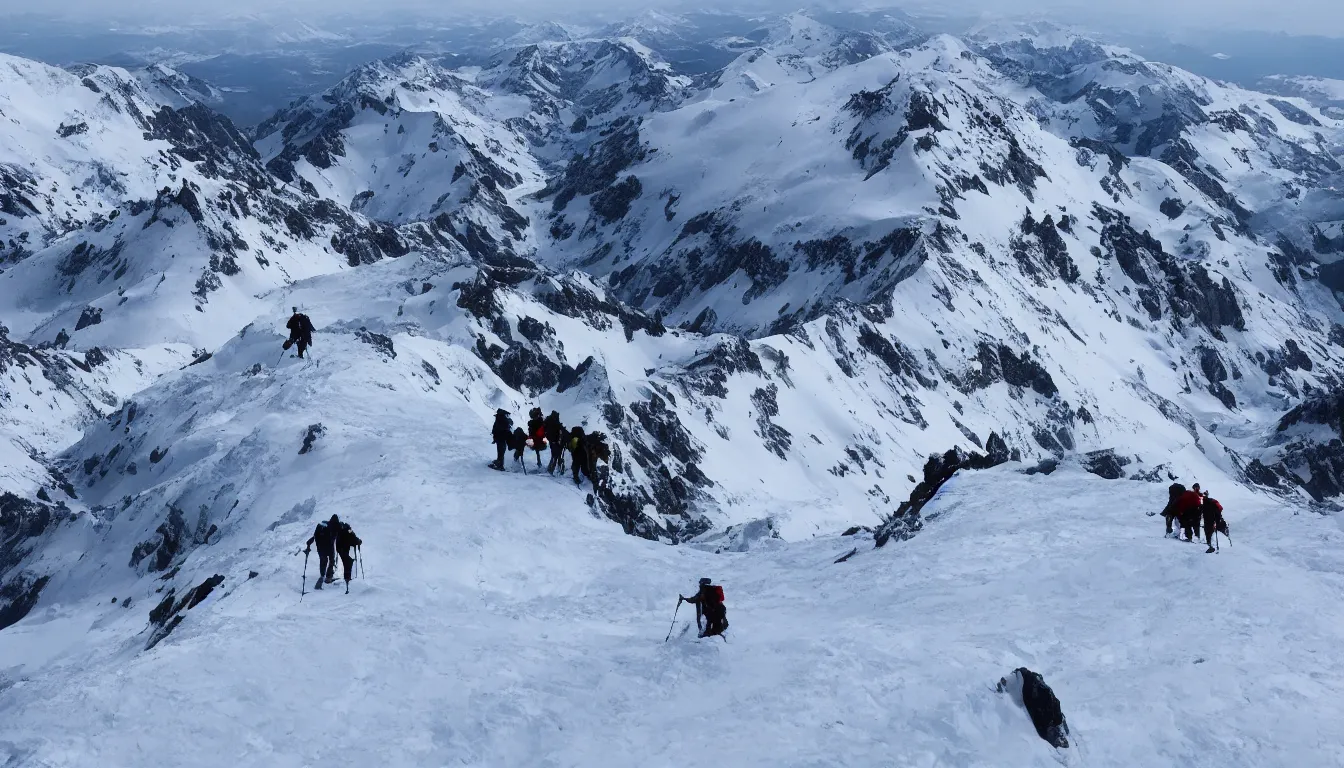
[1,0,1342,38]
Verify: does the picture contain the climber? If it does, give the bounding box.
[334,517,363,591]
[489,409,513,471]
[544,410,566,474]
[509,426,528,464]
[568,426,587,485]
[1201,492,1226,553]
[284,307,315,359]
[1161,483,1186,537]
[527,407,547,468]
[1177,483,1205,542]
[304,515,339,590]
[680,577,728,638]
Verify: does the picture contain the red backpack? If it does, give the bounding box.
[712,585,725,603]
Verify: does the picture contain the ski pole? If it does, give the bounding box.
[301,550,310,601]
[277,348,286,365]
[664,598,683,642]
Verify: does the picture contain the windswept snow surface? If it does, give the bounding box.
[2,431,1342,766]
[5,13,1344,765]
[1,255,1342,764]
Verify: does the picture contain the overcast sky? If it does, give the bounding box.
[3,0,1342,37]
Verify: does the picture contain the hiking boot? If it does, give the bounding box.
[314,580,323,590]
[1206,546,1216,554]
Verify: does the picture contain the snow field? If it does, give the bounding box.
[4,361,1344,768]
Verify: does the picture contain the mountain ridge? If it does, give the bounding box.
[1,10,1343,677]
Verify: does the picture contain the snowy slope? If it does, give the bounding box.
[531,33,1344,499]
[0,329,188,498]
[254,53,546,242]
[4,14,1344,763]
[0,54,416,353]
[3,443,1343,766]
[252,40,693,265]
[1261,75,1344,119]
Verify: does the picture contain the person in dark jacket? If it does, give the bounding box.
[334,518,362,591]
[544,411,565,474]
[526,408,546,468]
[680,577,728,638]
[284,307,315,359]
[1201,492,1225,553]
[509,427,528,464]
[568,426,587,486]
[304,515,339,589]
[1161,483,1186,537]
[1177,483,1204,542]
[489,409,512,471]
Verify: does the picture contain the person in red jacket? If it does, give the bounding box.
[1177,483,1205,542]
[526,407,547,469]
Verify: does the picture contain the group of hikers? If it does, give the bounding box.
[303,514,363,594]
[296,511,727,637]
[489,406,611,489]
[1159,482,1229,553]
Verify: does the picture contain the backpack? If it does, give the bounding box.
[705,584,724,604]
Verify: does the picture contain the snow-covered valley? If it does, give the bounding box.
[3,10,1344,765]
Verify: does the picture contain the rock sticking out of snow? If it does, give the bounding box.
[997,667,1070,749]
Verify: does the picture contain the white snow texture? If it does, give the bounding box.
[2,12,1344,768]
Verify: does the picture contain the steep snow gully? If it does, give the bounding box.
[4,12,1344,766]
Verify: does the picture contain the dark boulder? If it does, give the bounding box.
[874,436,1011,547]
[0,573,51,631]
[997,667,1070,749]
[145,574,226,649]
[355,327,396,359]
[74,306,104,331]
[1082,449,1131,480]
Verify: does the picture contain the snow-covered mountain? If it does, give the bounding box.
[0,54,414,349]
[4,14,1344,765]
[1261,74,1344,119]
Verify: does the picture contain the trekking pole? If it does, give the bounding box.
[277,348,286,365]
[300,550,310,601]
[358,546,365,579]
[664,598,683,642]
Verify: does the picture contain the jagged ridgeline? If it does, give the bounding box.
[2,13,1344,634]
